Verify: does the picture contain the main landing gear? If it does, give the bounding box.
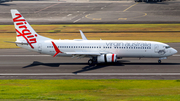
[88,58,97,66]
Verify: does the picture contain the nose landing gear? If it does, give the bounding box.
[158,57,167,64]
[158,60,161,63]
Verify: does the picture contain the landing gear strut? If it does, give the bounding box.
[158,57,167,64]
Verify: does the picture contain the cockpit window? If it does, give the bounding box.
[165,46,171,49]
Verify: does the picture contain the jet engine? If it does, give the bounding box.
[97,54,117,63]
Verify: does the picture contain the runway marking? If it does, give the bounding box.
[0,54,179,57]
[118,18,127,20]
[1,73,180,76]
[93,18,101,20]
[67,14,72,16]
[0,55,51,57]
[173,54,180,56]
[127,12,147,20]
[73,18,81,23]
[34,2,61,13]
[85,14,101,21]
[123,3,138,12]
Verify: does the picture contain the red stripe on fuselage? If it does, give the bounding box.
[112,54,114,62]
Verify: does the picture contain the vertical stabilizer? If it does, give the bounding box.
[11,9,51,49]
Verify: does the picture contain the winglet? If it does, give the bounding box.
[51,41,63,57]
[79,30,87,40]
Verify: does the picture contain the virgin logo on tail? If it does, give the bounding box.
[13,13,37,49]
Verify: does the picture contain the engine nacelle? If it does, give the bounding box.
[97,54,117,63]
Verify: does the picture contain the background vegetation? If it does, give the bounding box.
[1,24,180,48]
[0,79,180,101]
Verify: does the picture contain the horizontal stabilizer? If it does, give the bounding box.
[4,41,29,45]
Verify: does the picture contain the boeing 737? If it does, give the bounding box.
[10,9,177,65]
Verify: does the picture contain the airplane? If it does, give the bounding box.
[10,9,177,65]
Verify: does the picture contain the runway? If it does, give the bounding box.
[0,1,180,24]
[0,43,179,79]
[0,1,180,79]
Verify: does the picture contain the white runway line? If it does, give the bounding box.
[0,73,180,76]
[173,54,180,56]
[0,55,51,57]
[73,18,81,23]
[0,54,179,57]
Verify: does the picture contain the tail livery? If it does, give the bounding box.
[11,9,51,49]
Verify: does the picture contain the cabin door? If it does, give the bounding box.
[154,44,159,53]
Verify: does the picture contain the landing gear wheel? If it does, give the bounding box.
[158,60,161,64]
[88,59,95,66]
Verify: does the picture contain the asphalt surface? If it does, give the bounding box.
[0,1,180,79]
[0,1,180,24]
[0,43,179,79]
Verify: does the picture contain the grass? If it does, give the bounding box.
[1,24,180,48]
[0,79,180,101]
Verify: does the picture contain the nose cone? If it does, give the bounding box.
[171,48,178,55]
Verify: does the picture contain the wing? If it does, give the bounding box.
[65,52,109,58]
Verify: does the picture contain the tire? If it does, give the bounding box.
[158,60,161,63]
[88,59,95,66]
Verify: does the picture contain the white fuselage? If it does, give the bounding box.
[11,9,178,64]
[18,39,177,58]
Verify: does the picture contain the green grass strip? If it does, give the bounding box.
[0,79,180,101]
[1,24,180,48]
